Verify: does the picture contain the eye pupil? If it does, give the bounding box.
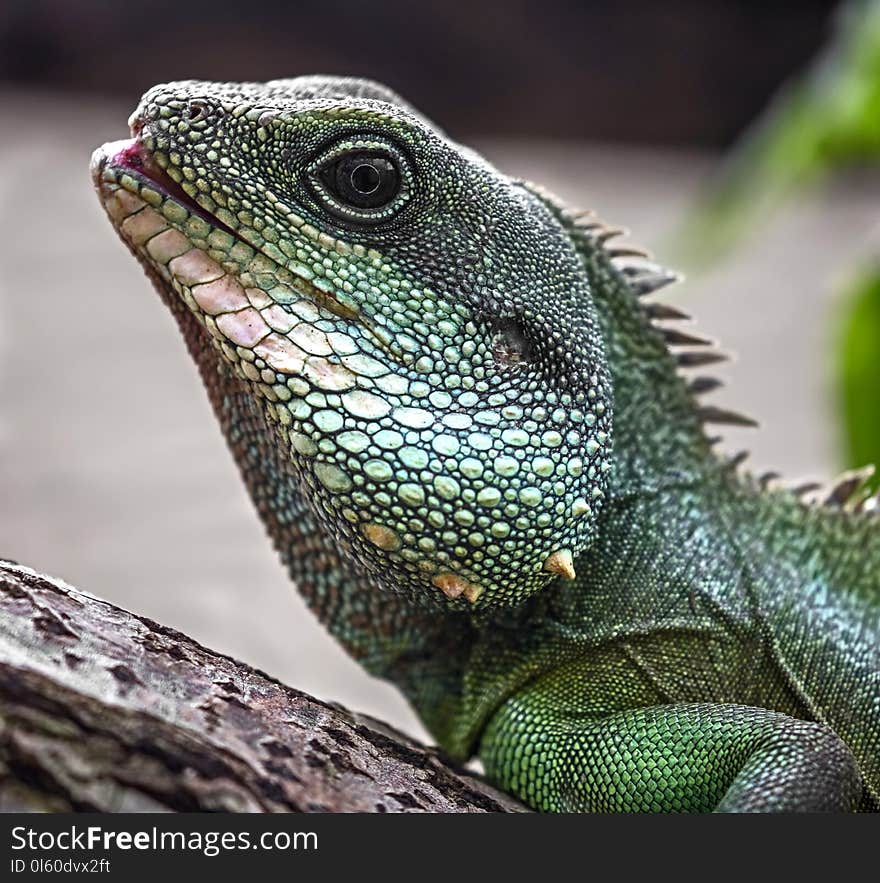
[318,149,402,218]
[350,163,381,195]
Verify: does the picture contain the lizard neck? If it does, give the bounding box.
[583,242,718,506]
[569,205,879,611]
[579,210,879,617]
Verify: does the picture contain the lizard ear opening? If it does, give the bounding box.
[491,315,533,368]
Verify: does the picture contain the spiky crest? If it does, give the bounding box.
[547,194,880,520]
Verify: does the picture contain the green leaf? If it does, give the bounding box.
[676,0,880,266]
[837,267,880,492]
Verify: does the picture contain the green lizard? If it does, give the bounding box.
[91,77,880,812]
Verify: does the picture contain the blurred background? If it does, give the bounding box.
[1,0,878,742]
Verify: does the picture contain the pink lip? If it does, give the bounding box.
[106,139,238,238]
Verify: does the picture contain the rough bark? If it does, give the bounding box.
[0,560,523,813]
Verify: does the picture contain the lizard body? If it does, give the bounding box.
[91,77,880,812]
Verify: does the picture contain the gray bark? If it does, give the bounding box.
[0,560,523,813]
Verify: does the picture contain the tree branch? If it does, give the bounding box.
[0,561,523,813]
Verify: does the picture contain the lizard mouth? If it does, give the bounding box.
[91,137,367,328]
[91,138,239,240]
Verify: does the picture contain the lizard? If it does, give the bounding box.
[90,76,880,812]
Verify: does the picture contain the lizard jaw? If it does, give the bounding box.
[90,138,239,240]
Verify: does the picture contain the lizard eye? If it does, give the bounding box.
[309,139,411,225]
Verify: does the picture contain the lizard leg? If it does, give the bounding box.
[480,694,862,812]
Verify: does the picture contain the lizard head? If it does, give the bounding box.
[91,77,612,611]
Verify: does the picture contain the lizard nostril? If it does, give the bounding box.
[186,101,209,123]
